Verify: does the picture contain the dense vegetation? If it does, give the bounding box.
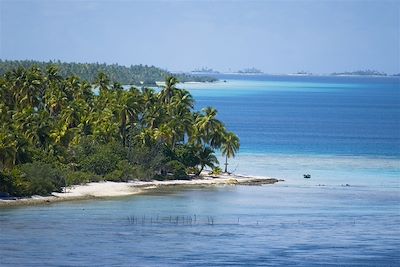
[0,66,238,197]
[0,60,217,86]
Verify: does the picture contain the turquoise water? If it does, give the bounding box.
[1,75,399,266]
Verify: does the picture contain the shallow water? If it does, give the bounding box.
[1,185,399,266]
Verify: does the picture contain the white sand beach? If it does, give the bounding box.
[0,174,281,207]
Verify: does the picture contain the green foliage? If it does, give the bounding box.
[0,171,14,195]
[0,60,217,85]
[165,160,189,180]
[79,142,126,176]
[0,162,66,196]
[173,144,199,168]
[104,160,136,182]
[128,141,167,181]
[19,162,65,195]
[221,131,240,172]
[6,169,32,197]
[0,65,239,196]
[195,146,219,175]
[65,171,97,186]
[210,167,222,175]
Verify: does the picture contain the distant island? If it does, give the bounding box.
[237,68,263,74]
[331,69,387,76]
[0,60,217,86]
[289,71,313,76]
[191,67,220,74]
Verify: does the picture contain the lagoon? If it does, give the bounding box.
[1,185,399,266]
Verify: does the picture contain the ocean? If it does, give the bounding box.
[0,75,399,266]
[189,74,400,188]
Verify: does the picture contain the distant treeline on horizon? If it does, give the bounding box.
[331,70,390,76]
[191,67,398,76]
[0,60,217,85]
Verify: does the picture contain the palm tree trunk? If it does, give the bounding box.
[224,155,228,173]
[196,165,204,176]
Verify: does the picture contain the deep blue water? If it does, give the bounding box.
[1,75,399,266]
[190,75,400,157]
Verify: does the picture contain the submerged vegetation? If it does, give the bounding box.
[0,60,217,86]
[0,65,239,197]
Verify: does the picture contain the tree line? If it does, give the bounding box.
[0,60,217,86]
[0,66,239,197]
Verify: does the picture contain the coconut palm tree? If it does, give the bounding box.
[0,132,16,170]
[221,132,240,173]
[193,107,227,148]
[195,146,219,176]
[95,72,110,95]
[119,88,144,146]
[159,76,179,104]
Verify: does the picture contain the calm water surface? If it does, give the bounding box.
[1,75,399,266]
[1,186,399,266]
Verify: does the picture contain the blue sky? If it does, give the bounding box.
[0,0,399,74]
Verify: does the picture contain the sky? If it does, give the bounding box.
[0,0,399,74]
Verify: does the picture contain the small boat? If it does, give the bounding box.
[303,174,311,179]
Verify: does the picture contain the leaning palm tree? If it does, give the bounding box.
[221,131,240,173]
[195,146,219,176]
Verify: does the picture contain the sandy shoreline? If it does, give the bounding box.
[0,174,281,207]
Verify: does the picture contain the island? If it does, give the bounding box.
[0,60,218,86]
[0,64,280,205]
[237,67,263,74]
[191,67,220,74]
[289,71,314,76]
[331,69,387,76]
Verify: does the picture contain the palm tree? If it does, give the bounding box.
[159,76,179,104]
[169,89,194,142]
[221,132,240,173]
[119,88,143,146]
[193,107,226,148]
[195,146,219,176]
[95,72,110,95]
[154,124,174,146]
[0,66,244,189]
[0,129,17,170]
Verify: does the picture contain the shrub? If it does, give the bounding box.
[165,160,189,180]
[131,165,154,181]
[16,162,65,196]
[104,160,136,182]
[8,169,31,197]
[173,144,199,168]
[104,170,124,182]
[186,167,200,175]
[210,167,222,175]
[79,141,126,176]
[66,171,95,186]
[80,152,118,176]
[128,142,167,180]
[0,171,14,195]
